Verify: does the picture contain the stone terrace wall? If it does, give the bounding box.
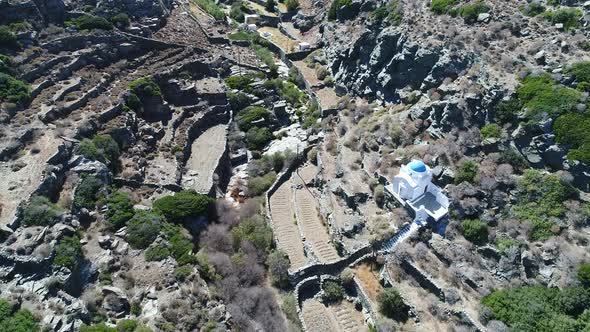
[401,260,445,301]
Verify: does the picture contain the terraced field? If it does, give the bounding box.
[301,299,340,332]
[269,180,308,270]
[293,168,340,263]
[183,124,228,194]
[0,31,223,229]
[329,301,367,332]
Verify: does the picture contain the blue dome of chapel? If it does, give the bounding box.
[408,160,427,172]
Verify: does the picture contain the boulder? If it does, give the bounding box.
[477,13,491,23]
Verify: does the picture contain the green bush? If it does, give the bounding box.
[458,2,490,23]
[153,190,214,222]
[0,73,30,103]
[81,323,115,332]
[494,98,521,124]
[481,285,590,331]
[54,236,83,270]
[110,13,130,27]
[162,223,196,265]
[267,250,290,288]
[105,191,134,230]
[126,211,163,249]
[230,2,247,22]
[302,100,320,129]
[76,134,120,165]
[495,235,520,254]
[265,0,276,12]
[454,160,478,184]
[315,66,329,80]
[263,79,306,107]
[579,263,590,287]
[125,92,141,111]
[371,2,402,24]
[130,303,141,316]
[174,265,193,281]
[378,287,408,321]
[480,123,502,139]
[236,106,272,131]
[226,74,255,90]
[554,113,590,164]
[144,244,170,261]
[543,8,582,30]
[323,280,344,302]
[66,14,114,30]
[514,72,582,121]
[231,217,273,253]
[461,219,488,244]
[307,147,318,164]
[21,196,62,226]
[228,31,254,41]
[74,175,104,210]
[281,294,300,326]
[128,77,161,97]
[0,302,40,332]
[0,26,19,49]
[285,0,299,11]
[98,270,112,285]
[228,92,251,111]
[246,127,273,150]
[0,55,13,75]
[430,0,456,15]
[252,44,275,69]
[514,169,578,240]
[522,2,545,16]
[501,148,528,170]
[328,0,352,20]
[248,151,294,176]
[195,0,225,20]
[247,171,277,196]
[566,61,590,84]
[196,253,217,281]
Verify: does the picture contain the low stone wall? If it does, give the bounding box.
[179,104,231,194]
[112,178,182,193]
[8,141,73,231]
[289,244,373,285]
[451,310,485,332]
[22,55,70,82]
[378,264,420,322]
[400,260,445,301]
[293,275,320,332]
[352,275,378,324]
[0,128,34,161]
[258,14,280,27]
[286,49,316,62]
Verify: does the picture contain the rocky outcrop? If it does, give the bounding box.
[32,0,65,24]
[323,24,472,103]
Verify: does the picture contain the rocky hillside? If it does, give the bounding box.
[1,0,590,331]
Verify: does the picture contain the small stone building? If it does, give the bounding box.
[387,160,449,222]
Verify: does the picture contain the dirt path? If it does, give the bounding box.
[268,180,308,270]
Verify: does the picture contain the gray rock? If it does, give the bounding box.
[542,145,566,170]
[534,50,546,65]
[477,13,491,23]
[98,235,112,249]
